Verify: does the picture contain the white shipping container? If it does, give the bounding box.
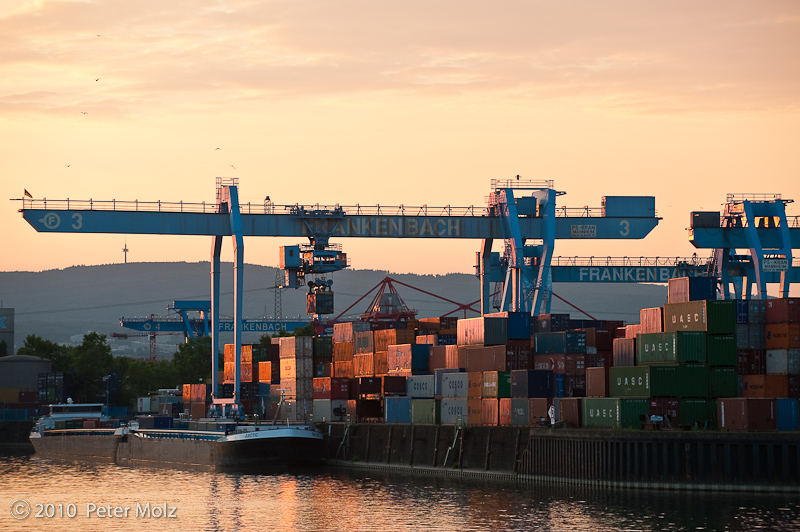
[441,373,469,398]
[766,350,789,375]
[406,375,436,398]
[279,378,314,399]
[137,396,152,413]
[440,399,468,425]
[279,357,315,380]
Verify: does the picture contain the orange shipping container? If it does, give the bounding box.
[445,345,466,369]
[333,361,353,378]
[258,361,272,383]
[481,398,499,426]
[586,367,609,397]
[374,351,388,376]
[374,328,416,353]
[464,345,505,372]
[765,323,800,349]
[353,354,375,377]
[468,372,483,399]
[742,374,789,398]
[499,398,512,426]
[333,342,354,362]
[467,398,482,425]
[528,398,549,425]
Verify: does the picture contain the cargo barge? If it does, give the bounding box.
[29,402,324,471]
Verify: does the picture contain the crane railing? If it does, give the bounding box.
[549,256,712,267]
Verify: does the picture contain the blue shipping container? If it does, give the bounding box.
[410,345,431,371]
[486,311,531,340]
[777,398,799,431]
[385,396,412,424]
[510,369,553,398]
[736,301,749,325]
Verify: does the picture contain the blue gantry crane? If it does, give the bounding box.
[17,177,660,408]
[689,193,800,299]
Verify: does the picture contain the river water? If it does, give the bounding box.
[1,453,799,531]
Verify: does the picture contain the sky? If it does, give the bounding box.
[1,1,799,296]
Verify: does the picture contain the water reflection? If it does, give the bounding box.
[0,454,798,531]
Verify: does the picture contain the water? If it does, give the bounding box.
[1,453,799,531]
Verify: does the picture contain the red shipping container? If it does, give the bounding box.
[557,397,582,427]
[528,398,549,425]
[585,367,609,397]
[481,398,499,426]
[532,354,565,373]
[428,346,447,371]
[499,398,512,426]
[718,397,777,431]
[505,340,531,371]
[738,349,766,375]
[374,351,388,376]
[333,342,354,362]
[464,346,505,372]
[789,375,800,398]
[766,298,800,324]
[445,345,466,369]
[613,338,636,367]
[640,307,663,334]
[580,328,614,351]
[382,376,407,396]
[313,377,332,399]
[649,398,680,424]
[333,361,353,378]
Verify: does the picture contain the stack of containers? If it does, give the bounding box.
[332,321,370,378]
[278,336,314,420]
[763,298,799,397]
[510,369,553,427]
[222,344,258,415]
[312,376,349,422]
[182,383,208,420]
[352,330,375,378]
[532,330,586,398]
[313,336,333,378]
[456,316,508,373]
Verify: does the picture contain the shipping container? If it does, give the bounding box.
[528,398,549,425]
[373,351,388,376]
[312,377,350,400]
[353,331,375,355]
[353,377,382,397]
[445,345,466,370]
[679,398,717,428]
[467,398,483,425]
[765,298,800,324]
[537,313,571,333]
[457,317,508,346]
[748,300,767,324]
[738,349,766,375]
[406,375,436,398]
[278,336,313,359]
[434,369,462,397]
[333,361,353,378]
[677,364,709,398]
[387,344,430,376]
[718,398,776,432]
[766,349,790,375]
[441,372,469,398]
[485,311,531,340]
[776,398,799,431]
[441,399,469,425]
[333,342,354,362]
[353,353,375,377]
[464,345,506,372]
[280,357,315,380]
[384,396,412,424]
[505,340,532,371]
[373,328,416,353]
[636,331,706,365]
[602,196,655,217]
[481,371,511,398]
[668,277,717,304]
[586,367,609,397]
[557,397,582,427]
[649,398,680,426]
[706,334,737,366]
[581,397,620,429]
[382,375,407,396]
[346,398,382,422]
[533,331,586,354]
[510,398,529,426]
[411,398,440,424]
[510,369,552,399]
[609,366,678,397]
[663,300,736,335]
[765,323,800,349]
[708,367,737,398]
[333,321,371,343]
[481,398,499,426]
[742,374,789,398]
[498,398,512,426]
[613,338,636,366]
[467,372,483,399]
[639,307,663,334]
[580,328,615,351]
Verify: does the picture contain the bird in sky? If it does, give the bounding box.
[229,164,236,169]
[65,164,71,167]
[81,111,88,114]
[95,78,100,81]
[215,147,221,150]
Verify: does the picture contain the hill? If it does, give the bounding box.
[0,262,668,357]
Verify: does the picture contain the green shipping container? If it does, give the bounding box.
[609,366,678,397]
[411,399,441,424]
[637,332,706,365]
[706,334,737,366]
[679,398,717,428]
[677,364,709,398]
[620,398,650,429]
[482,371,512,398]
[708,367,738,398]
[582,397,621,429]
[313,337,334,358]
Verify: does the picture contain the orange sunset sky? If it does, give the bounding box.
[1,1,798,295]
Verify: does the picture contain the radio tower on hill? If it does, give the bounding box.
[123,240,129,264]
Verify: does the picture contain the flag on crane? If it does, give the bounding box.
[24,189,33,198]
